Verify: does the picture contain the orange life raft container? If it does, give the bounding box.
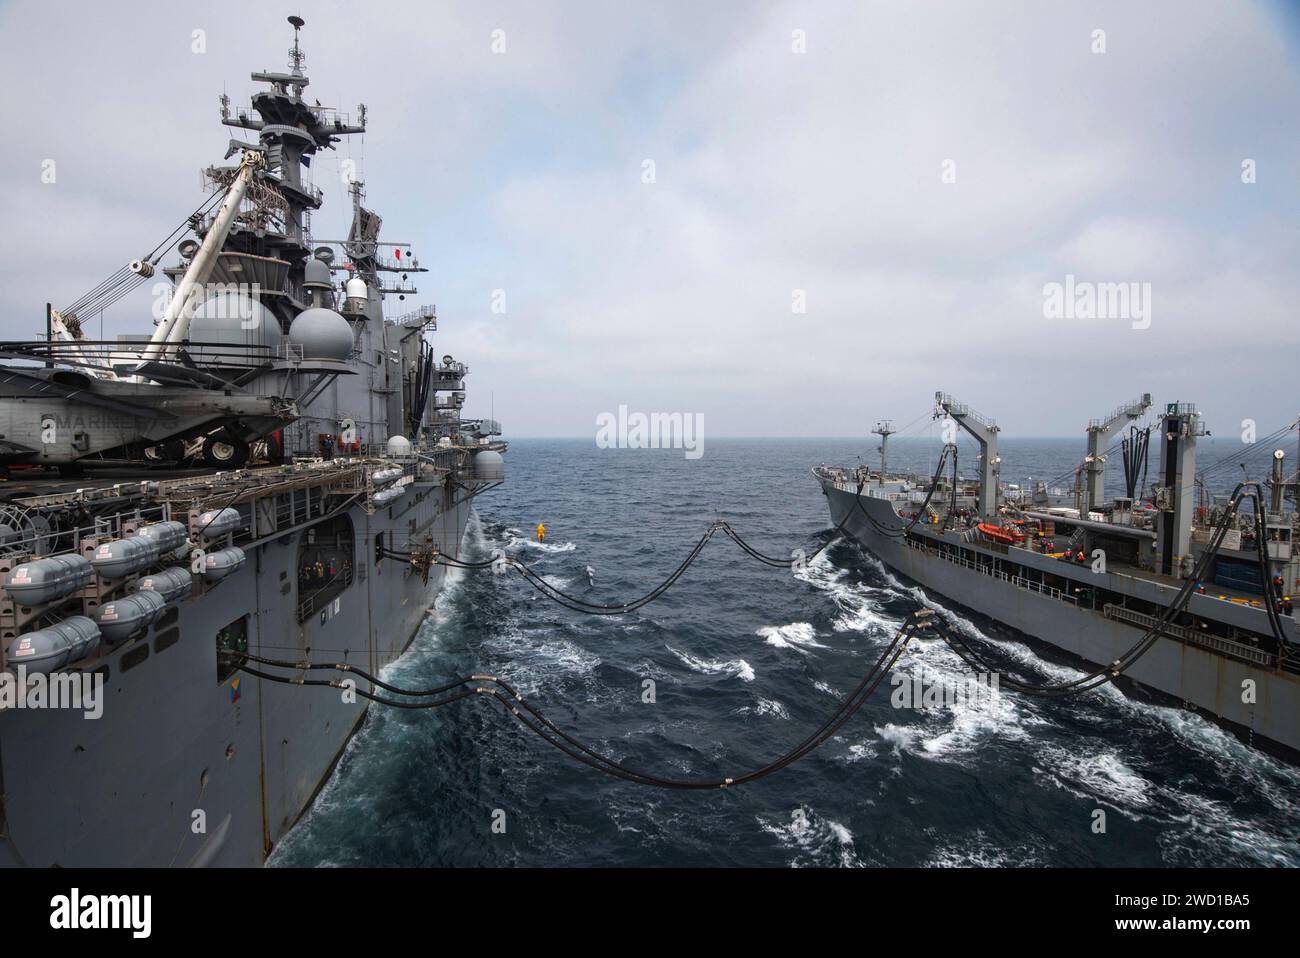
[977,522,1023,545]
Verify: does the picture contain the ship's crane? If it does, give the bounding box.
[934,391,999,518]
[1084,393,1152,512]
[140,149,265,364]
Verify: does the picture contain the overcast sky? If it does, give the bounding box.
[1,1,1296,438]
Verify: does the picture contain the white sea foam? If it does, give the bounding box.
[844,741,878,763]
[813,679,844,698]
[666,645,755,682]
[794,545,895,634]
[756,622,827,653]
[927,830,1042,867]
[739,696,790,720]
[756,808,864,868]
[506,532,577,554]
[1036,745,1154,810]
[1157,788,1299,866]
[482,627,603,694]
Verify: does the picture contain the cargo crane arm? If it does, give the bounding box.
[140,149,265,364]
[1085,393,1152,512]
[934,391,1000,518]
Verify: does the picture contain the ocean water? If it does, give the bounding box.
[270,438,1300,868]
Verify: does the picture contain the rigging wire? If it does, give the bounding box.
[58,182,231,319]
[1195,422,1297,484]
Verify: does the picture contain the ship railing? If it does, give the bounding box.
[297,566,355,623]
[1088,396,1149,430]
[309,105,356,128]
[0,339,276,372]
[224,100,358,132]
[935,392,998,431]
[1102,603,1280,669]
[830,479,906,501]
[391,305,437,329]
[904,537,1078,605]
[0,503,174,558]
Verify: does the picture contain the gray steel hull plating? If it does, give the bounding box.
[0,481,473,867]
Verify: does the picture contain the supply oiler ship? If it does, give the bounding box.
[815,393,1298,758]
[0,18,505,866]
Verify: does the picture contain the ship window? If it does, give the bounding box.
[297,513,356,623]
[154,628,180,654]
[121,644,149,673]
[156,606,179,630]
[216,616,249,683]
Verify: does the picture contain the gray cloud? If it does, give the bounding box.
[2,1,1296,440]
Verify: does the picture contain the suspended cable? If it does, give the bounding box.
[230,610,936,789]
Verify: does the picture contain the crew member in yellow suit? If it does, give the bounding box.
[536,522,546,543]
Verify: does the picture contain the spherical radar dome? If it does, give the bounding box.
[288,307,354,361]
[188,289,284,352]
[471,450,505,481]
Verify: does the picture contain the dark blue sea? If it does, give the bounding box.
[270,438,1300,867]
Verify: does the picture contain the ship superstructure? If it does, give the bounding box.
[0,17,505,867]
[815,393,1299,757]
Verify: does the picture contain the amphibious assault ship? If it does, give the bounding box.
[815,393,1299,757]
[0,18,505,866]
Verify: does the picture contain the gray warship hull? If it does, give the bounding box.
[0,465,481,868]
[0,16,510,868]
[817,475,1300,757]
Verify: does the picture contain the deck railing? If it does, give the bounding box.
[903,537,1078,605]
[1103,603,1280,669]
[296,566,354,622]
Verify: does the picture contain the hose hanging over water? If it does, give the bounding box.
[385,521,724,616]
[229,609,936,789]
[228,473,1300,798]
[375,476,1291,703]
[379,482,866,615]
[717,478,865,567]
